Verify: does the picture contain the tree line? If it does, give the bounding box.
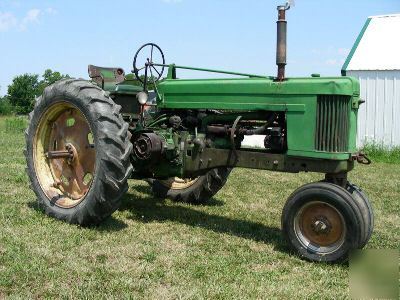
[0,70,157,115]
[0,69,70,115]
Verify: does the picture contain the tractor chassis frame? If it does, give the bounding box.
[183,147,354,179]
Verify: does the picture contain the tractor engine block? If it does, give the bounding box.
[129,109,287,179]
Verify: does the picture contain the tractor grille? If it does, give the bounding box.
[315,95,350,152]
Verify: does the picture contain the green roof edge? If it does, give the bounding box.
[341,17,372,76]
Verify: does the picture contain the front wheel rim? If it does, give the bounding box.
[294,201,346,255]
[33,102,96,208]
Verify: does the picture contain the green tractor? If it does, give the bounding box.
[25,3,373,263]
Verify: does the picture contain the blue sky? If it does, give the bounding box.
[0,0,399,95]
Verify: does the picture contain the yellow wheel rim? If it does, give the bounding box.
[33,102,96,208]
[159,177,199,190]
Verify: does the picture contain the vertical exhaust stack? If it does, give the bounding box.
[276,2,291,81]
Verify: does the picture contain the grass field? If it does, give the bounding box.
[0,116,399,299]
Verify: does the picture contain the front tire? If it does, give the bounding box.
[281,182,365,263]
[25,79,133,225]
[346,182,374,248]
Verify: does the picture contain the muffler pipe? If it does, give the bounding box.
[276,2,291,81]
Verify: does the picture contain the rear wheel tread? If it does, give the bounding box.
[25,79,132,225]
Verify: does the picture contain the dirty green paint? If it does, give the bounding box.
[104,62,361,175]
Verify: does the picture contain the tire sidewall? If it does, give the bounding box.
[346,183,374,248]
[282,184,359,262]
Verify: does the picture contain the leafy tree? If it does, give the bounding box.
[37,69,70,95]
[6,69,70,114]
[0,97,13,115]
[7,74,39,114]
[0,92,13,115]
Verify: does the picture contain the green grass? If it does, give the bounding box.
[361,143,400,164]
[4,116,28,134]
[0,116,399,299]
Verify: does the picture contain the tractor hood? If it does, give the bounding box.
[156,76,360,111]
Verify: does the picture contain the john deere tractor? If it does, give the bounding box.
[25,3,373,262]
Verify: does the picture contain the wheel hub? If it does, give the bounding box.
[311,216,332,235]
[294,201,346,253]
[46,143,77,165]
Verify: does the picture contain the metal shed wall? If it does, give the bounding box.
[347,70,400,148]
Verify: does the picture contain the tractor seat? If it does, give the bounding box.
[88,65,125,89]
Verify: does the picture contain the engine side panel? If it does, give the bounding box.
[157,76,360,160]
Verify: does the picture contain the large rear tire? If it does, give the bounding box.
[150,167,231,204]
[25,79,133,225]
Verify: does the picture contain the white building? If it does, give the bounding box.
[342,14,400,148]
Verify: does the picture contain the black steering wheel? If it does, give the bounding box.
[133,43,165,86]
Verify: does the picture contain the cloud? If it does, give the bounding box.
[0,11,17,31]
[312,47,349,67]
[324,48,349,66]
[0,7,55,32]
[19,8,40,30]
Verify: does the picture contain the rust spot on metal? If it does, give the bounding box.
[48,108,95,201]
[299,202,344,247]
[35,104,96,207]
